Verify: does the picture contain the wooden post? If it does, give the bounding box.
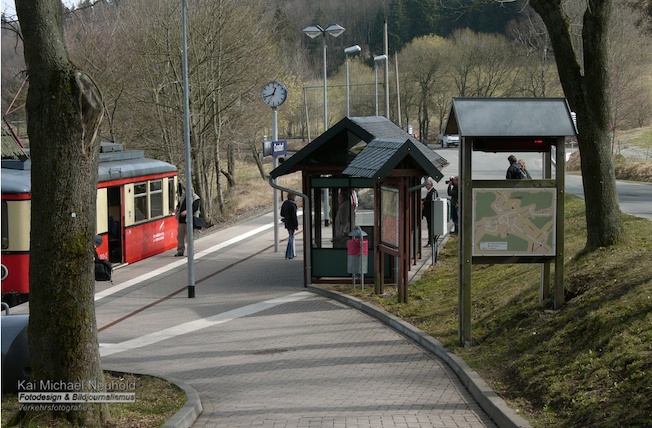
[540,150,552,301]
[459,137,473,346]
[554,137,566,309]
[374,184,384,295]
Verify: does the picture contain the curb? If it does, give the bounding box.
[307,285,533,428]
[105,367,202,428]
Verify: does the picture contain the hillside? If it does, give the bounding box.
[333,195,652,427]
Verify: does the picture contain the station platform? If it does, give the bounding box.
[9,210,530,428]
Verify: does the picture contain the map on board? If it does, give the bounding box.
[472,188,556,256]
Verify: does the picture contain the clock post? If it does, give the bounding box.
[261,82,288,252]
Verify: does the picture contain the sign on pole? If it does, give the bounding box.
[272,140,287,157]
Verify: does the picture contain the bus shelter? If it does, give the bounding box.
[270,116,448,301]
[443,97,577,346]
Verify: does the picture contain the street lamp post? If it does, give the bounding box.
[303,23,345,226]
[181,0,195,298]
[373,55,387,117]
[344,45,361,117]
[302,24,345,133]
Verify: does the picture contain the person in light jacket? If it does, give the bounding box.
[422,178,438,246]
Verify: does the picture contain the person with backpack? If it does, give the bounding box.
[280,193,299,259]
[175,185,201,257]
[94,234,112,282]
[506,154,527,179]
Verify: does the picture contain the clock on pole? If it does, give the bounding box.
[261,81,288,107]
[261,81,287,252]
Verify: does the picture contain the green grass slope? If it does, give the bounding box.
[340,195,652,427]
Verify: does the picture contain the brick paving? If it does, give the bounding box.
[94,212,519,427]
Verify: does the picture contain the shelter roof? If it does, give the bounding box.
[270,116,448,182]
[443,98,577,137]
[343,138,446,182]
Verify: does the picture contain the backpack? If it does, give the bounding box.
[94,259,112,282]
[280,201,288,222]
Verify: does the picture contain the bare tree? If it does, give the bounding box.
[529,0,624,250]
[608,1,652,151]
[15,0,107,425]
[64,4,123,144]
[447,28,520,98]
[70,0,284,223]
[398,35,448,143]
[507,8,562,97]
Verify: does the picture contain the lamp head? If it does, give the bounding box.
[302,25,324,38]
[324,24,345,37]
[344,45,362,55]
[373,54,388,62]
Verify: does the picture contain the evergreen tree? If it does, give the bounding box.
[406,0,440,39]
[388,0,409,51]
[437,0,520,36]
[369,8,386,56]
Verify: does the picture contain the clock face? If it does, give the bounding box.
[261,81,288,107]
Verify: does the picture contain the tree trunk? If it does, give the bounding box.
[16,0,107,425]
[227,140,236,189]
[530,0,623,250]
[250,142,266,179]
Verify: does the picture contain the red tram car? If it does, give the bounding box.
[1,142,179,306]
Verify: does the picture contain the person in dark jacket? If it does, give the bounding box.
[447,176,459,234]
[175,186,200,257]
[422,178,438,246]
[506,154,526,179]
[280,193,299,259]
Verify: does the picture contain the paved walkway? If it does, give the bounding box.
[54,211,530,427]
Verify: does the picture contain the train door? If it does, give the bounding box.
[107,186,123,264]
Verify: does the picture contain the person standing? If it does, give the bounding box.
[280,193,299,259]
[447,176,459,234]
[333,189,354,248]
[422,178,438,246]
[506,154,526,179]
[175,186,201,257]
[518,159,532,179]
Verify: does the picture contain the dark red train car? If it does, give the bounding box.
[1,142,178,306]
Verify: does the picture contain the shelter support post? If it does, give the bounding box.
[374,184,384,295]
[540,150,553,301]
[398,178,409,303]
[554,137,566,309]
[459,136,473,347]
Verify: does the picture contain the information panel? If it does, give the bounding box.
[380,186,399,248]
[472,188,556,256]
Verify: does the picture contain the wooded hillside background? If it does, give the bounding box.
[3,0,652,223]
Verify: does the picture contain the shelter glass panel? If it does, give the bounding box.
[310,184,373,249]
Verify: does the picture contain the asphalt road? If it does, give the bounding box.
[431,148,652,221]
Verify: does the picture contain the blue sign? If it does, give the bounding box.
[272,140,287,157]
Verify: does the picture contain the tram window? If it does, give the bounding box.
[134,182,148,221]
[168,177,175,215]
[150,179,163,218]
[1,201,8,249]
